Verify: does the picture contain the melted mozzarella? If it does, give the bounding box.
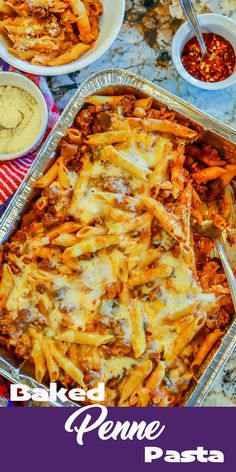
[103,357,139,382]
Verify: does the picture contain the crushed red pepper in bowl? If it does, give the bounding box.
[181,33,236,82]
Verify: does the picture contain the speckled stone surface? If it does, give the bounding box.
[46,0,236,406]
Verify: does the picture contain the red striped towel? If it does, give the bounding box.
[0,59,59,205]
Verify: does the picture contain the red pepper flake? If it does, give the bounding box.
[181,33,235,82]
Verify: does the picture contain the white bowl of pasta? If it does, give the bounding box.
[0,0,125,76]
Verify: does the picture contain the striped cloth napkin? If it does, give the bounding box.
[0,59,60,405]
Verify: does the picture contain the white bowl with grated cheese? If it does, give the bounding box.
[0,0,125,76]
[0,72,48,161]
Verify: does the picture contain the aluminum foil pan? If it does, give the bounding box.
[0,69,236,407]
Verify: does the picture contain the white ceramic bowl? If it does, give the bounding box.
[0,0,125,76]
[172,13,236,90]
[0,72,48,161]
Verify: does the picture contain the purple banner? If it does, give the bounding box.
[0,407,234,471]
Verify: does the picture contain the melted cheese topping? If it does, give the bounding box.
[0,103,219,407]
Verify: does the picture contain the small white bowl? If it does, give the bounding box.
[0,0,125,76]
[172,13,236,90]
[0,72,48,161]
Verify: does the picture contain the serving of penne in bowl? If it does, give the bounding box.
[0,70,236,407]
[0,0,125,75]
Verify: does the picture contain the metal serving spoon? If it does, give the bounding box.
[192,190,236,313]
[179,0,211,61]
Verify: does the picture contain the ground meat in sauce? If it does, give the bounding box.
[92,111,112,133]
[110,337,133,356]
[11,230,27,243]
[41,213,64,229]
[42,185,60,202]
[38,258,56,271]
[76,109,93,132]
[206,309,231,329]
[120,95,136,115]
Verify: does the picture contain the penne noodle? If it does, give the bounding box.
[130,299,146,358]
[165,314,207,362]
[142,196,185,241]
[71,155,92,201]
[60,141,78,158]
[32,336,47,383]
[46,222,82,240]
[76,226,107,238]
[118,360,153,405]
[108,213,151,235]
[58,161,71,189]
[51,234,79,247]
[135,97,153,110]
[171,142,186,199]
[48,43,90,66]
[109,209,135,222]
[49,342,85,388]
[100,145,152,180]
[86,131,130,146]
[94,191,143,211]
[219,164,236,187]
[67,128,82,144]
[84,95,127,105]
[191,185,202,208]
[191,329,223,369]
[42,338,60,382]
[33,160,59,188]
[63,235,121,258]
[33,247,55,259]
[145,361,166,393]
[130,387,151,406]
[35,196,48,211]
[129,264,173,287]
[143,118,198,139]
[69,0,92,42]
[137,247,163,269]
[0,1,15,14]
[0,264,14,310]
[191,208,203,225]
[56,330,114,346]
[193,166,226,184]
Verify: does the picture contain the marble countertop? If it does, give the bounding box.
[46,0,236,407]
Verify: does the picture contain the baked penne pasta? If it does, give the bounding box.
[0,0,103,66]
[0,92,233,408]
